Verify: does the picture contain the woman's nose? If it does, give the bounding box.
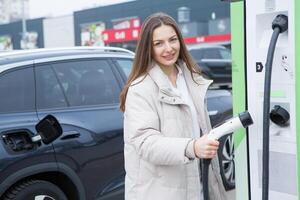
[164,42,172,51]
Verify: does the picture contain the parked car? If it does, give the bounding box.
[188,45,232,88]
[0,47,233,200]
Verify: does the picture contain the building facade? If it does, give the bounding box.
[74,0,231,50]
[0,18,43,50]
[0,0,230,50]
[43,15,75,48]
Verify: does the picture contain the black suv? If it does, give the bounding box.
[188,45,232,88]
[0,47,233,200]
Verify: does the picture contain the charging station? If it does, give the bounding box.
[230,0,300,199]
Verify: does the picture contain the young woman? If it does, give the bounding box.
[120,12,228,200]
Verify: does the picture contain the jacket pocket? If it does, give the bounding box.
[157,165,187,189]
[138,160,159,184]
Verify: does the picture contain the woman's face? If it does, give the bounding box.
[152,24,180,68]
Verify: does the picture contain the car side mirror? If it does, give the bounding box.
[32,115,62,144]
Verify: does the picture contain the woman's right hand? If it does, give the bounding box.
[194,134,219,159]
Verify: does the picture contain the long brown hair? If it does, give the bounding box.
[119,12,200,112]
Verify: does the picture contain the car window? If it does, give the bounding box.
[115,59,133,78]
[189,47,232,60]
[0,67,35,113]
[189,49,204,60]
[35,65,68,109]
[219,49,231,59]
[52,59,120,106]
[202,48,222,59]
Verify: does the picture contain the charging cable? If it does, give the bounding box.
[262,14,288,200]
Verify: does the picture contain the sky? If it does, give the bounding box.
[29,0,134,18]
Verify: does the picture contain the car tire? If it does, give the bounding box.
[3,179,67,200]
[218,134,235,190]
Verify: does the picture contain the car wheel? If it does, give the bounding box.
[3,179,67,200]
[218,134,235,190]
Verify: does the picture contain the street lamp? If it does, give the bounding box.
[21,0,29,49]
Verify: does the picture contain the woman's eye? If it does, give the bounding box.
[154,42,162,46]
[170,38,178,42]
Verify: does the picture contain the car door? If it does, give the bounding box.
[0,66,57,190]
[35,58,124,200]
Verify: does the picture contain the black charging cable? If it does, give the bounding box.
[202,158,211,200]
[262,14,288,200]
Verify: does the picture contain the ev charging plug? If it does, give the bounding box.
[272,14,288,33]
[207,111,253,140]
[202,111,253,200]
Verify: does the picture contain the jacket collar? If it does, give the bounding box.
[147,62,181,105]
[148,62,175,94]
[147,60,213,105]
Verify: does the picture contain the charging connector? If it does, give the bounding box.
[272,14,288,33]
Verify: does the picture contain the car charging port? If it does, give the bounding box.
[2,131,36,152]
